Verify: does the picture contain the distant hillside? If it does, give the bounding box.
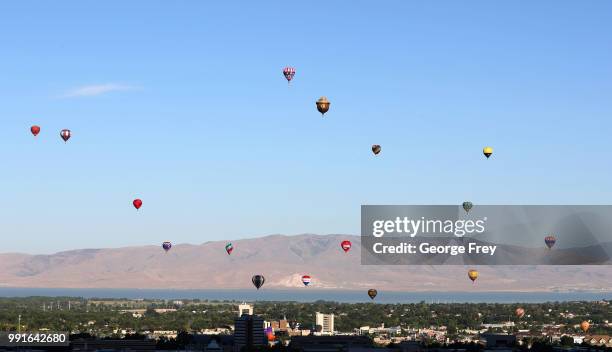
[0,234,610,291]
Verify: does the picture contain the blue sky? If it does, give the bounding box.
[1,1,611,253]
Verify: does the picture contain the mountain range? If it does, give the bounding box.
[0,234,610,292]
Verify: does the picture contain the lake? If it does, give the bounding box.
[0,288,609,303]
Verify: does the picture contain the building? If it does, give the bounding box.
[234,314,265,351]
[315,312,335,334]
[480,333,516,348]
[583,335,612,347]
[238,302,254,317]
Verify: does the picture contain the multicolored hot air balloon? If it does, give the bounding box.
[372,145,381,155]
[580,321,590,333]
[483,146,493,159]
[544,235,556,249]
[60,129,71,142]
[283,67,296,84]
[252,275,265,290]
[462,201,473,214]
[341,240,352,253]
[133,199,142,210]
[515,307,525,318]
[301,275,311,286]
[225,243,234,255]
[31,125,41,137]
[316,97,330,116]
[468,269,479,283]
[367,289,377,300]
[162,241,172,252]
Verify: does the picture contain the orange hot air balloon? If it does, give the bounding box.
[515,307,525,318]
[468,269,479,283]
[31,125,41,136]
[580,321,590,333]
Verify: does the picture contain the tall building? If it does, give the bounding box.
[315,312,335,334]
[238,303,253,317]
[234,314,265,351]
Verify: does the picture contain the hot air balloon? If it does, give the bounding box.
[31,125,41,137]
[162,241,172,252]
[283,67,295,84]
[316,97,330,116]
[301,275,311,286]
[515,307,525,318]
[483,146,493,159]
[462,201,473,214]
[225,243,234,255]
[372,145,381,155]
[580,321,590,333]
[341,240,352,253]
[367,289,377,300]
[544,235,556,249]
[468,269,479,283]
[252,275,265,290]
[60,129,71,142]
[265,327,274,340]
[133,199,142,210]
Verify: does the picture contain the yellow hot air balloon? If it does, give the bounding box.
[483,146,493,159]
[580,321,590,333]
[316,97,330,116]
[468,269,479,283]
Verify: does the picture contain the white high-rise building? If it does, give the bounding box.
[315,312,334,334]
[238,303,253,317]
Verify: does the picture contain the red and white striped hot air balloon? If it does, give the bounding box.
[341,240,352,253]
[283,67,296,84]
[60,129,71,142]
[301,275,311,286]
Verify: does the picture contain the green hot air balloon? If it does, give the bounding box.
[462,202,473,214]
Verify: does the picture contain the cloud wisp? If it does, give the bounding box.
[61,83,138,98]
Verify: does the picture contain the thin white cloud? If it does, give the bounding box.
[62,83,138,98]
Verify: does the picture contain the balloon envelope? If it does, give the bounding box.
[462,202,473,213]
[580,321,589,332]
[283,67,295,83]
[483,146,493,158]
[31,125,41,136]
[468,269,479,282]
[225,243,234,255]
[372,145,381,155]
[162,241,172,252]
[302,275,311,286]
[341,240,352,253]
[515,307,525,318]
[252,275,265,289]
[367,289,377,299]
[316,97,330,115]
[60,129,71,142]
[133,199,143,210]
[544,235,556,249]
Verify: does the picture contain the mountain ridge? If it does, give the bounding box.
[0,234,610,292]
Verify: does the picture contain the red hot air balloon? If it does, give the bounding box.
[341,240,352,253]
[133,199,143,210]
[283,67,296,84]
[60,129,71,142]
[31,125,41,136]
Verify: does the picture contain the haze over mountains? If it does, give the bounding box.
[0,234,610,292]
